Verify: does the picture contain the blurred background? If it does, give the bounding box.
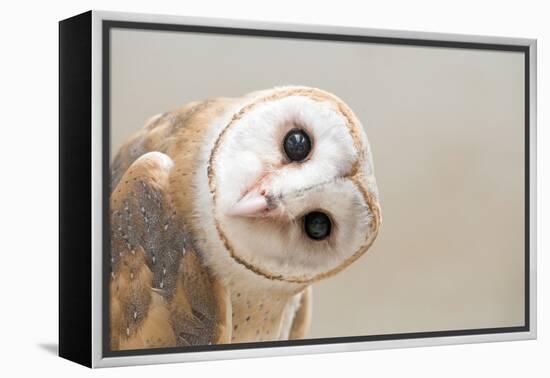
[110,28,525,338]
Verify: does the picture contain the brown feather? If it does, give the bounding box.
[109,150,229,350]
[170,248,230,346]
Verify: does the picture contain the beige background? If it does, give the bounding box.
[110,28,525,338]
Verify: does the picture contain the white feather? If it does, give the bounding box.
[191,86,379,297]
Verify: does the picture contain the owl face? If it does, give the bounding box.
[204,87,380,284]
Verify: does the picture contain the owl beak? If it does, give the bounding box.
[227,187,272,217]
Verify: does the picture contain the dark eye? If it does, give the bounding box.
[283,129,311,162]
[304,211,332,240]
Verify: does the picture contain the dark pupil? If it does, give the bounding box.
[283,129,311,161]
[304,211,332,240]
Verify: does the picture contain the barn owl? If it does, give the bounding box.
[109,86,381,350]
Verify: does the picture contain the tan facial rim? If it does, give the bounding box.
[207,87,381,284]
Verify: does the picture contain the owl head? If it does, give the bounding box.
[197,86,381,288]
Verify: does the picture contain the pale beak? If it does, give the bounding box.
[227,187,271,217]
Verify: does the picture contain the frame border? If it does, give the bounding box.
[59,11,93,367]
[90,10,537,368]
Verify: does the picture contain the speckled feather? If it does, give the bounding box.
[110,151,230,349]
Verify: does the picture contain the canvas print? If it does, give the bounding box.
[106,25,527,353]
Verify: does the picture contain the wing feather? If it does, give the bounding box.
[110,152,229,350]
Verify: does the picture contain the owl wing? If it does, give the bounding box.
[110,152,230,351]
